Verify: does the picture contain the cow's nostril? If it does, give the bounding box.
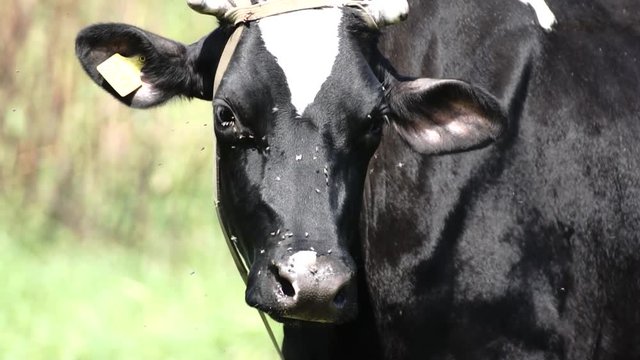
[333,286,348,309]
[278,275,296,297]
[271,265,295,297]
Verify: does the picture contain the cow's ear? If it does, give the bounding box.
[386,78,507,154]
[75,23,229,108]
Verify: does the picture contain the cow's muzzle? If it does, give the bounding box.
[246,250,357,324]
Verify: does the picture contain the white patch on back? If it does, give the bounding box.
[259,9,342,114]
[518,0,557,31]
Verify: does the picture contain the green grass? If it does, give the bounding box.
[0,226,281,360]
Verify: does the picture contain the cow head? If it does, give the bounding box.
[76,0,505,325]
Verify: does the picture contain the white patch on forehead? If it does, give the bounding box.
[518,0,557,31]
[259,9,342,114]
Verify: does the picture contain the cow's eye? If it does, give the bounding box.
[215,104,237,128]
[213,102,260,146]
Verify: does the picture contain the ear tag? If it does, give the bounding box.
[96,53,145,98]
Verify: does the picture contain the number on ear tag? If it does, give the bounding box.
[96,53,145,98]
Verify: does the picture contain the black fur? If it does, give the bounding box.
[364,0,640,359]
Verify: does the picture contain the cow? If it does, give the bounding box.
[75,0,640,358]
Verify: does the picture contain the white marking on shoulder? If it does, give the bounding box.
[259,9,342,114]
[518,0,557,31]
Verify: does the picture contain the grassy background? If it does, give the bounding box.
[1,0,280,358]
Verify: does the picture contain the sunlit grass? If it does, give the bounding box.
[0,226,280,360]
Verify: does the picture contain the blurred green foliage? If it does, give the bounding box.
[0,0,280,358]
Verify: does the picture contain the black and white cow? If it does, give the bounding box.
[76,0,640,358]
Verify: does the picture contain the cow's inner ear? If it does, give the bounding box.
[75,23,228,108]
[385,78,507,154]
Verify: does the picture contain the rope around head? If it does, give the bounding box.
[188,0,410,28]
[212,0,377,97]
[213,0,284,355]
[223,0,379,27]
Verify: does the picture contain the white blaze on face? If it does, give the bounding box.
[518,0,557,31]
[259,9,342,114]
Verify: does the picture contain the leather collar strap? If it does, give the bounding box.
[213,2,283,359]
[212,0,376,96]
[212,24,244,99]
[224,0,378,27]
[215,150,284,360]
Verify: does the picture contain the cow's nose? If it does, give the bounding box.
[271,250,357,323]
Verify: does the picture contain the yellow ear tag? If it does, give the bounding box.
[96,53,145,98]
